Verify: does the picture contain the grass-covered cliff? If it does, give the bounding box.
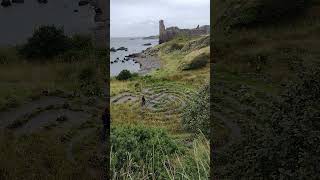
[212,0,320,178]
[110,35,210,179]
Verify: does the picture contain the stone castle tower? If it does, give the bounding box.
[159,20,166,44]
[159,20,210,44]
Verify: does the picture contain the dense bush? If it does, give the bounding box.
[111,126,183,178]
[182,84,210,136]
[214,67,320,178]
[19,25,71,59]
[116,70,133,80]
[216,0,311,29]
[78,65,101,96]
[180,51,209,70]
[164,43,184,53]
[0,47,19,64]
[70,34,93,51]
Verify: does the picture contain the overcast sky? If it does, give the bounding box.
[111,0,210,37]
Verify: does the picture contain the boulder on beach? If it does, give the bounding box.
[1,0,12,7]
[78,0,89,6]
[126,53,140,58]
[38,0,48,4]
[12,0,24,3]
[117,47,128,51]
[110,47,117,52]
[143,43,152,46]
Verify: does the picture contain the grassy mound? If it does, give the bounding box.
[214,0,312,30]
[179,47,210,70]
[111,125,184,178]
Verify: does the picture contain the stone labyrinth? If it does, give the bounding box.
[0,94,104,178]
[111,83,196,117]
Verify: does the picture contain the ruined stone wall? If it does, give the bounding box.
[159,20,210,44]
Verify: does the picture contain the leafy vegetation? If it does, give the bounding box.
[111,125,184,178]
[19,25,71,59]
[214,67,320,178]
[111,34,210,178]
[0,24,106,178]
[213,0,320,178]
[182,84,210,136]
[116,69,136,80]
[180,47,210,70]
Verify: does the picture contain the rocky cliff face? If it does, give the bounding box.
[159,20,210,44]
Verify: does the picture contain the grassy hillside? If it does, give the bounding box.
[0,27,107,179]
[110,35,211,179]
[212,0,320,178]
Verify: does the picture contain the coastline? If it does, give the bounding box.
[133,47,161,75]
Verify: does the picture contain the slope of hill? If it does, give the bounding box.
[212,0,320,178]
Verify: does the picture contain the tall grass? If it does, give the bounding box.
[111,134,210,180]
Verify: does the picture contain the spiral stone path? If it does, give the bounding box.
[111,83,196,117]
[0,94,104,179]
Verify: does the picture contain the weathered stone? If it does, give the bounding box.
[159,20,210,44]
[117,47,128,51]
[1,0,11,7]
[12,0,24,3]
[78,0,89,6]
[38,0,48,4]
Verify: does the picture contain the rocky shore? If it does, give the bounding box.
[133,47,161,75]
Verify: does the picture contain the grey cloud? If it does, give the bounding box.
[111,0,210,37]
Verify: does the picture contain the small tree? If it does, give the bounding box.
[19,25,71,59]
[116,70,132,80]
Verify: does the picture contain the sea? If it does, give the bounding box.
[0,0,95,46]
[110,37,159,76]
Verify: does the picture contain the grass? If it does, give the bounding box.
[212,0,320,177]
[110,35,212,178]
[111,133,210,180]
[0,46,106,179]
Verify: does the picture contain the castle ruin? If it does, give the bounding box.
[159,20,210,44]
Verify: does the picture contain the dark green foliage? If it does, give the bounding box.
[182,85,210,136]
[164,43,184,53]
[70,34,93,51]
[216,0,311,30]
[116,70,133,80]
[78,66,101,96]
[214,67,320,178]
[19,25,71,59]
[182,53,210,70]
[0,47,19,64]
[111,126,183,177]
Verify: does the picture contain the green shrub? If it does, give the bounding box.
[216,0,311,29]
[164,43,184,53]
[70,34,93,51]
[116,70,133,80]
[215,67,320,178]
[58,50,87,63]
[78,66,101,96]
[0,47,19,64]
[180,51,210,70]
[111,125,183,178]
[182,85,210,137]
[19,25,71,59]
